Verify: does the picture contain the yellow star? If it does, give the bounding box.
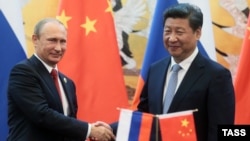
[56,10,72,28]
[105,0,115,18]
[81,16,97,36]
[181,118,189,127]
[105,0,113,13]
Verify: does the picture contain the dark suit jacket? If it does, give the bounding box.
[7,55,88,141]
[137,52,235,141]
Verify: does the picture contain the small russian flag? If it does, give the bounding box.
[116,108,154,141]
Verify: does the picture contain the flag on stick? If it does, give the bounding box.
[158,109,197,141]
[116,108,154,141]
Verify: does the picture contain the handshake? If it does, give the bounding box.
[89,121,115,141]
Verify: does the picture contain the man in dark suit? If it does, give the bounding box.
[111,3,235,141]
[137,3,235,141]
[7,18,115,141]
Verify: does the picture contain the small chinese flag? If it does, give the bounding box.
[158,110,197,141]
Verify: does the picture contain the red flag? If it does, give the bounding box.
[56,0,129,123]
[158,110,197,141]
[234,14,250,124]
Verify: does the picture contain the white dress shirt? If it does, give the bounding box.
[163,47,198,102]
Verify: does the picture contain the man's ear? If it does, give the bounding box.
[195,27,202,40]
[32,34,38,47]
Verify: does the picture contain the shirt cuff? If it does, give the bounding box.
[86,123,91,139]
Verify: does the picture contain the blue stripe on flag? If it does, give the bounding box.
[197,41,209,58]
[128,111,142,140]
[0,8,26,140]
[140,0,178,80]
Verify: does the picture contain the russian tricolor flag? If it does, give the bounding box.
[131,0,216,109]
[116,109,154,141]
[0,1,27,140]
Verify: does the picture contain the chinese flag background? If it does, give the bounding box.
[234,14,250,124]
[57,0,129,123]
[159,111,197,141]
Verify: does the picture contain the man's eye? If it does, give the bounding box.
[176,31,184,35]
[48,39,57,42]
[164,30,171,34]
[61,40,66,44]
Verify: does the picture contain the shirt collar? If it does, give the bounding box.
[170,47,198,71]
[34,53,58,73]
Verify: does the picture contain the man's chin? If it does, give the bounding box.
[50,58,61,65]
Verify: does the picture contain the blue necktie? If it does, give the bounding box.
[163,64,181,113]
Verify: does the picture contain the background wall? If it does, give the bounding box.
[22,0,250,104]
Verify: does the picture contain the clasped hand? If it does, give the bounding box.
[89,121,115,141]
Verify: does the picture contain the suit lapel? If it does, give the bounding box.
[150,58,171,114]
[169,53,205,112]
[29,55,64,111]
[58,73,75,116]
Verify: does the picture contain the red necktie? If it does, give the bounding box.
[51,69,62,100]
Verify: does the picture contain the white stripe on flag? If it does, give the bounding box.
[116,109,133,141]
[0,0,27,55]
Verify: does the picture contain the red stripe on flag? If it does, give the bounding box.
[131,76,144,110]
[138,112,153,140]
